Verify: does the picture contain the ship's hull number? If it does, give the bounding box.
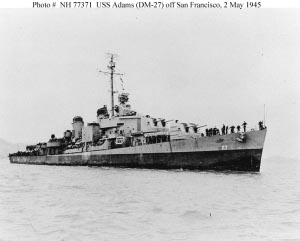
[221,145,228,150]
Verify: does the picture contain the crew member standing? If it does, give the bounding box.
[242,121,247,132]
[237,125,241,132]
[226,125,228,134]
[230,125,235,133]
[259,121,263,130]
[221,124,225,135]
[213,127,217,136]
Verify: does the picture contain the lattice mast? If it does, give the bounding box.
[99,53,123,117]
[108,55,115,116]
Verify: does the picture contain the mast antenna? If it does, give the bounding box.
[99,53,123,117]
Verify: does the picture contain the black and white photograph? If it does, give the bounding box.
[0,0,299,240]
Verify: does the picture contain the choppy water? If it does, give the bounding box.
[0,157,299,241]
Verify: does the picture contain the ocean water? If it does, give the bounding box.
[0,157,299,241]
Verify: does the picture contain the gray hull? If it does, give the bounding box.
[9,129,267,172]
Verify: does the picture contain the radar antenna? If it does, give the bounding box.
[99,53,123,117]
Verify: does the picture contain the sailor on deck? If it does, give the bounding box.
[259,121,264,130]
[230,126,235,133]
[242,121,247,132]
[221,124,225,135]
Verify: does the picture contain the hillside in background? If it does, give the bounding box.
[0,138,26,159]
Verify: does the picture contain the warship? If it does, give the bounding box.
[9,55,267,171]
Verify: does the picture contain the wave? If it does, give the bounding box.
[180,210,211,220]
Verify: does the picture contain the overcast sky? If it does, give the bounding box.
[0,8,299,158]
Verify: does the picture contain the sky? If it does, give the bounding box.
[0,7,299,158]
